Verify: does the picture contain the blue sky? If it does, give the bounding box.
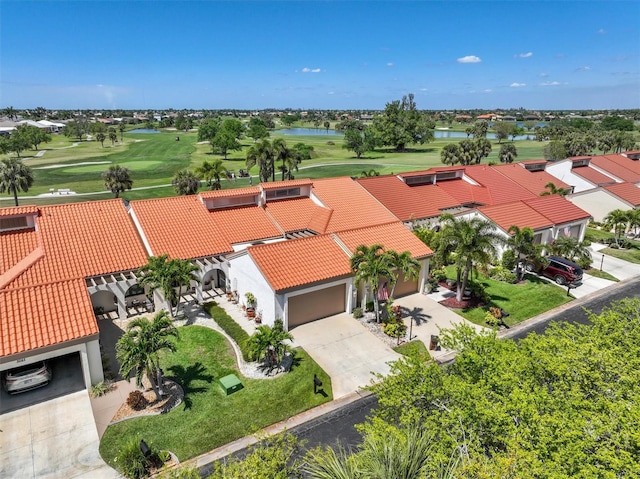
[1,1,638,110]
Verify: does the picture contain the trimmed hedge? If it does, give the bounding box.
[203,302,251,361]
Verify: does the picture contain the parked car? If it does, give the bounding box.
[2,361,52,394]
[525,256,583,285]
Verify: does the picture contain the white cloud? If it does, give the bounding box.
[457,55,481,64]
[597,28,608,34]
[541,81,561,86]
[300,67,321,73]
[510,82,526,87]
[575,66,591,72]
[539,72,549,77]
[387,62,394,67]
[483,89,492,93]
[419,87,428,92]
[516,52,533,58]
[328,91,334,95]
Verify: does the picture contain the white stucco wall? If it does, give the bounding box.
[568,190,630,223]
[545,161,597,193]
[228,253,276,325]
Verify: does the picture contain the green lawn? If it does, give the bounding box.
[442,270,573,327]
[99,325,332,465]
[584,268,619,282]
[2,127,552,205]
[393,340,430,361]
[601,246,640,264]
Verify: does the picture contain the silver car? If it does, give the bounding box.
[3,361,52,394]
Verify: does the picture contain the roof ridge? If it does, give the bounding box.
[262,205,286,236]
[330,233,354,258]
[0,245,45,289]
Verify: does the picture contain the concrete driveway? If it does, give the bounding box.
[0,391,118,479]
[291,314,402,399]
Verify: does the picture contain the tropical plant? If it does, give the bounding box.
[350,244,396,322]
[603,209,629,246]
[438,214,503,302]
[118,122,125,141]
[548,236,592,268]
[115,311,179,401]
[115,438,151,479]
[195,159,227,190]
[138,255,199,317]
[272,138,292,181]
[246,138,274,183]
[96,131,106,148]
[246,319,293,370]
[506,225,542,281]
[101,164,133,198]
[388,250,421,298]
[0,157,34,206]
[370,93,435,151]
[498,143,518,163]
[540,181,567,197]
[172,169,200,195]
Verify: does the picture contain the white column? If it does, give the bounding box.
[85,339,104,385]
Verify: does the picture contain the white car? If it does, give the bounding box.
[3,361,52,394]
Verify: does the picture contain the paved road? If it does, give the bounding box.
[212,277,640,472]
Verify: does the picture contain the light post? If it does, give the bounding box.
[600,254,604,271]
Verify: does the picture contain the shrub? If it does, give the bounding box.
[127,390,148,410]
[157,466,201,479]
[468,280,491,304]
[204,302,251,361]
[157,450,171,463]
[484,311,501,328]
[115,439,150,479]
[365,301,375,312]
[90,380,112,398]
[352,307,363,319]
[383,321,406,339]
[501,249,517,271]
[326,140,335,145]
[490,266,517,284]
[430,268,447,283]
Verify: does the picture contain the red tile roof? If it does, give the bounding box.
[336,222,433,259]
[0,205,39,217]
[604,183,640,207]
[571,166,616,186]
[260,179,313,190]
[248,235,352,291]
[8,200,149,288]
[1,279,98,357]
[310,177,398,232]
[0,229,38,276]
[590,155,640,183]
[399,166,465,178]
[131,196,232,259]
[357,175,459,221]
[209,205,283,244]
[462,165,537,204]
[435,179,493,206]
[524,195,592,225]
[478,202,553,232]
[264,197,330,233]
[493,163,570,195]
[199,186,261,199]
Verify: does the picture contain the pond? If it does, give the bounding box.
[434,131,533,141]
[277,128,343,136]
[128,128,161,134]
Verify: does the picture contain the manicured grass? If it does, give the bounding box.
[584,227,615,244]
[601,246,640,264]
[393,340,430,361]
[443,270,572,327]
[2,127,552,205]
[204,302,251,361]
[584,268,619,282]
[99,325,332,465]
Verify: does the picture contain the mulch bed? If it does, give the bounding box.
[111,379,183,422]
[439,295,484,309]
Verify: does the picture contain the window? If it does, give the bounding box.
[0,216,29,231]
[405,175,434,186]
[265,187,301,199]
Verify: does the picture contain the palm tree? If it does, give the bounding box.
[246,139,274,183]
[3,106,17,121]
[272,138,292,181]
[388,250,421,298]
[96,132,106,148]
[628,209,640,237]
[0,157,34,206]
[548,236,592,267]
[350,244,396,322]
[101,164,132,198]
[506,225,542,280]
[499,143,518,163]
[108,130,117,145]
[138,255,199,317]
[438,214,503,302]
[118,122,125,142]
[115,311,179,401]
[540,182,567,197]
[172,169,200,195]
[440,143,460,165]
[246,319,293,370]
[603,209,630,246]
[195,159,227,190]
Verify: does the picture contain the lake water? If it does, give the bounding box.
[278,128,343,136]
[434,131,533,141]
[129,128,161,134]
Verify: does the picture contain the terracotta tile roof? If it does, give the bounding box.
[0,229,38,276]
[199,186,261,199]
[1,279,98,357]
[209,205,283,244]
[310,177,398,232]
[336,222,433,259]
[478,202,553,232]
[8,200,149,288]
[264,197,330,233]
[260,179,313,190]
[132,196,232,259]
[0,205,39,217]
[519,159,548,165]
[590,155,640,183]
[493,163,570,195]
[463,165,537,204]
[357,176,459,221]
[524,195,592,225]
[435,179,493,206]
[603,154,640,174]
[248,235,352,291]
[571,166,617,186]
[399,166,465,178]
[604,182,640,207]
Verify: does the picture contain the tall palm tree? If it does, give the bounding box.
[440,143,460,165]
[603,209,629,246]
[0,157,34,206]
[272,138,292,182]
[548,236,592,267]
[350,244,396,322]
[506,225,541,281]
[138,255,199,317]
[388,250,421,298]
[115,311,179,401]
[499,143,518,163]
[438,214,503,302]
[101,164,132,198]
[96,132,106,148]
[541,182,567,197]
[172,169,200,195]
[628,209,640,237]
[195,159,227,190]
[118,122,125,142]
[246,139,274,183]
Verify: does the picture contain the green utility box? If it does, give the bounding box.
[219,374,244,395]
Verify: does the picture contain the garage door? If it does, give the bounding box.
[393,272,418,297]
[288,284,346,328]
